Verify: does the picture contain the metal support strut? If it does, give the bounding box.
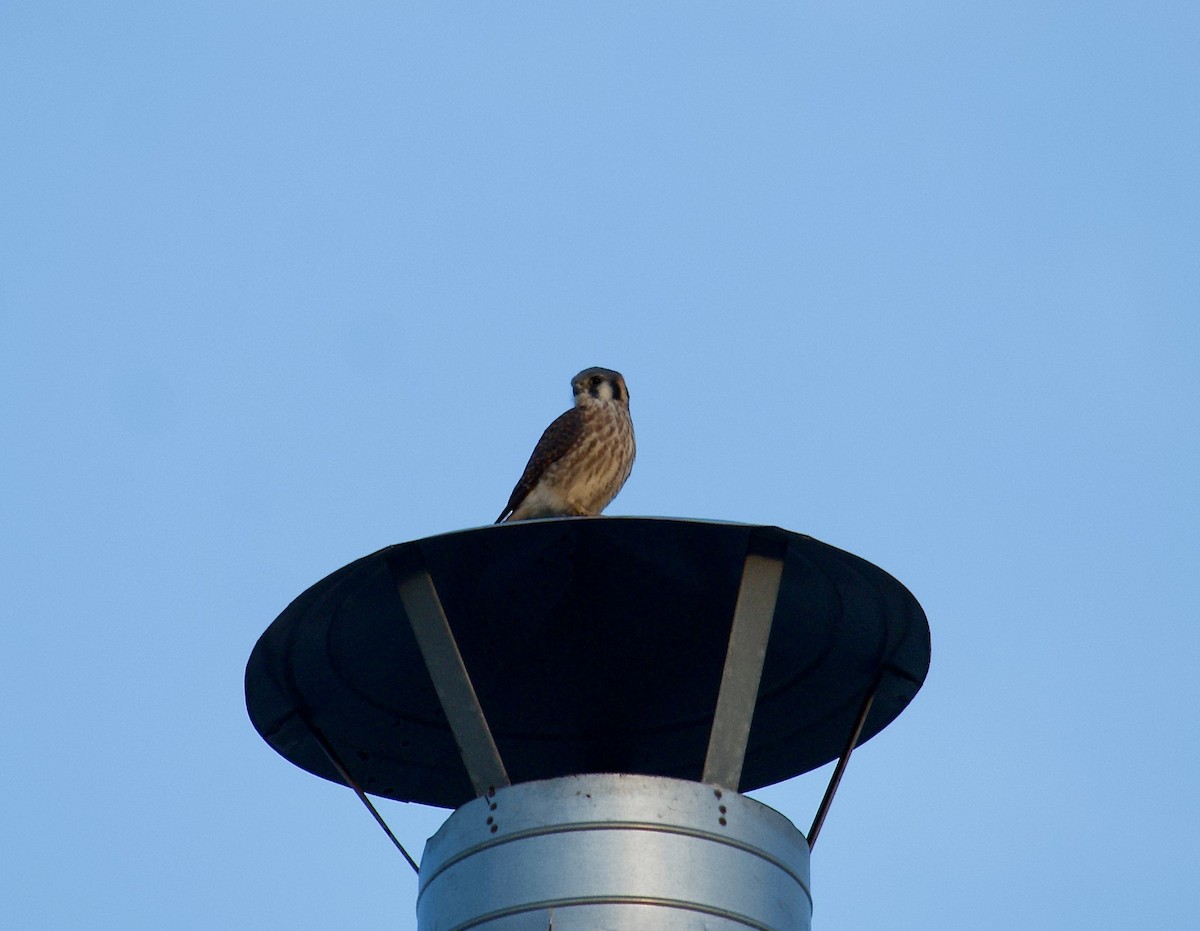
[702,551,784,790]
[305,718,420,874]
[397,567,511,797]
[807,683,879,850]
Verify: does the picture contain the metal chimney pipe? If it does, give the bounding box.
[417,773,812,931]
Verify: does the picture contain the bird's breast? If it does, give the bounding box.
[547,403,634,513]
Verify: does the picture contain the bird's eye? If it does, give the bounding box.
[591,375,603,385]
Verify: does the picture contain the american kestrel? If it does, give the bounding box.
[496,367,636,523]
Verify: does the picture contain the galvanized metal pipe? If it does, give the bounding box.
[418,774,812,931]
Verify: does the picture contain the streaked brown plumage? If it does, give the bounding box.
[496,367,636,523]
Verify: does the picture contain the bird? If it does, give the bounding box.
[496,367,636,523]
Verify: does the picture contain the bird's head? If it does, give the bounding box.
[572,367,629,406]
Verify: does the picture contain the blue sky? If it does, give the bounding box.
[3,3,1197,928]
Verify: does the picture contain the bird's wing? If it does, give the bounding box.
[496,407,585,522]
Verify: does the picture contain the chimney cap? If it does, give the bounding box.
[245,517,929,809]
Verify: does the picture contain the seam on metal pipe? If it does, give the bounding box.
[418,820,811,902]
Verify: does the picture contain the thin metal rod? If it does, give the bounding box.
[702,552,784,789]
[807,684,878,851]
[307,721,421,874]
[397,568,510,796]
